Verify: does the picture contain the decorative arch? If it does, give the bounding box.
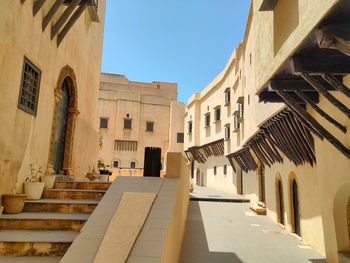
[46,65,79,175]
[288,172,301,236]
[275,173,285,225]
[333,183,350,253]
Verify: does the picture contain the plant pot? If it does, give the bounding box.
[99,174,109,182]
[86,172,99,181]
[2,194,27,214]
[42,175,56,189]
[24,182,45,200]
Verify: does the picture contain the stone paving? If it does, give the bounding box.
[181,187,326,263]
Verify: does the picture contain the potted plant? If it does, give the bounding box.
[99,164,111,182]
[2,189,27,214]
[24,161,45,200]
[41,165,56,189]
[86,164,99,181]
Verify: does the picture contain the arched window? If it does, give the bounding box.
[275,175,285,225]
[290,178,301,236]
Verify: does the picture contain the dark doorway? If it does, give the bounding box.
[258,164,266,202]
[143,147,161,177]
[292,179,301,236]
[196,169,200,186]
[237,168,243,194]
[277,179,285,225]
[191,161,194,179]
[52,79,70,173]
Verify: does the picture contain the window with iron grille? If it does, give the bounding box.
[113,161,119,168]
[18,58,41,116]
[100,118,108,128]
[224,165,227,175]
[130,161,136,169]
[177,133,184,143]
[225,125,231,140]
[233,114,240,132]
[224,88,231,105]
[124,118,132,129]
[146,121,154,132]
[214,107,221,122]
[188,121,193,134]
[204,113,210,127]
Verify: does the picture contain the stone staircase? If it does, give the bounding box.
[0,181,111,262]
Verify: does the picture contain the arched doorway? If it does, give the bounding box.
[47,66,79,175]
[291,179,301,236]
[276,176,285,225]
[258,163,266,202]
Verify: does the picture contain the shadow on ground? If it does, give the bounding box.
[180,201,243,263]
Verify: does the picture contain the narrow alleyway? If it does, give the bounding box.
[180,187,326,263]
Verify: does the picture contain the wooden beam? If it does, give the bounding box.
[259,91,319,104]
[259,0,278,11]
[52,0,81,40]
[294,90,347,133]
[301,74,350,118]
[42,0,65,31]
[322,73,350,99]
[277,89,350,158]
[268,79,316,92]
[291,52,350,75]
[33,0,46,16]
[320,23,350,41]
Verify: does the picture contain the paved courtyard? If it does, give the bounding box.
[181,188,326,263]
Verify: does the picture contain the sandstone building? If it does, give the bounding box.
[98,73,185,176]
[0,0,105,194]
[184,0,350,262]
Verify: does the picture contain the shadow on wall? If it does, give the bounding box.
[180,201,243,263]
[274,0,300,55]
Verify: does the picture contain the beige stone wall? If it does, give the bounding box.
[98,74,183,170]
[0,0,105,196]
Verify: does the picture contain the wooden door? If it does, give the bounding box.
[292,180,301,236]
[143,147,161,177]
[52,79,70,173]
[277,180,285,225]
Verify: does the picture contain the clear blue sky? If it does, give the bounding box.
[101,0,250,104]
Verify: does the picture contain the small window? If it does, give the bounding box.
[214,166,217,175]
[146,121,154,132]
[113,161,119,168]
[224,165,227,175]
[214,107,221,122]
[130,161,136,169]
[225,125,231,140]
[18,57,41,116]
[224,88,231,105]
[124,119,132,129]
[233,115,240,132]
[177,133,184,143]
[205,114,210,127]
[188,121,193,134]
[100,118,108,128]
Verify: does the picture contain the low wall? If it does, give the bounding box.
[61,152,190,263]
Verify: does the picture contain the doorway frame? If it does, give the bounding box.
[47,65,79,175]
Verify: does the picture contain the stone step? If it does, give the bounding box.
[250,204,267,215]
[0,230,78,257]
[54,181,111,190]
[0,257,61,263]
[24,199,99,214]
[42,189,106,200]
[0,213,89,231]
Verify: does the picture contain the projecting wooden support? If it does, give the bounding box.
[57,1,87,46]
[294,90,347,133]
[301,74,350,118]
[277,89,350,158]
[320,23,350,41]
[322,73,350,99]
[259,0,278,11]
[51,0,81,40]
[42,0,65,31]
[291,51,350,75]
[20,0,26,3]
[259,91,319,104]
[33,0,46,16]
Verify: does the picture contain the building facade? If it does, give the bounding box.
[98,73,185,175]
[184,0,350,262]
[0,0,106,195]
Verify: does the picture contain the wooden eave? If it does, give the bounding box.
[185,139,225,164]
[257,0,350,159]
